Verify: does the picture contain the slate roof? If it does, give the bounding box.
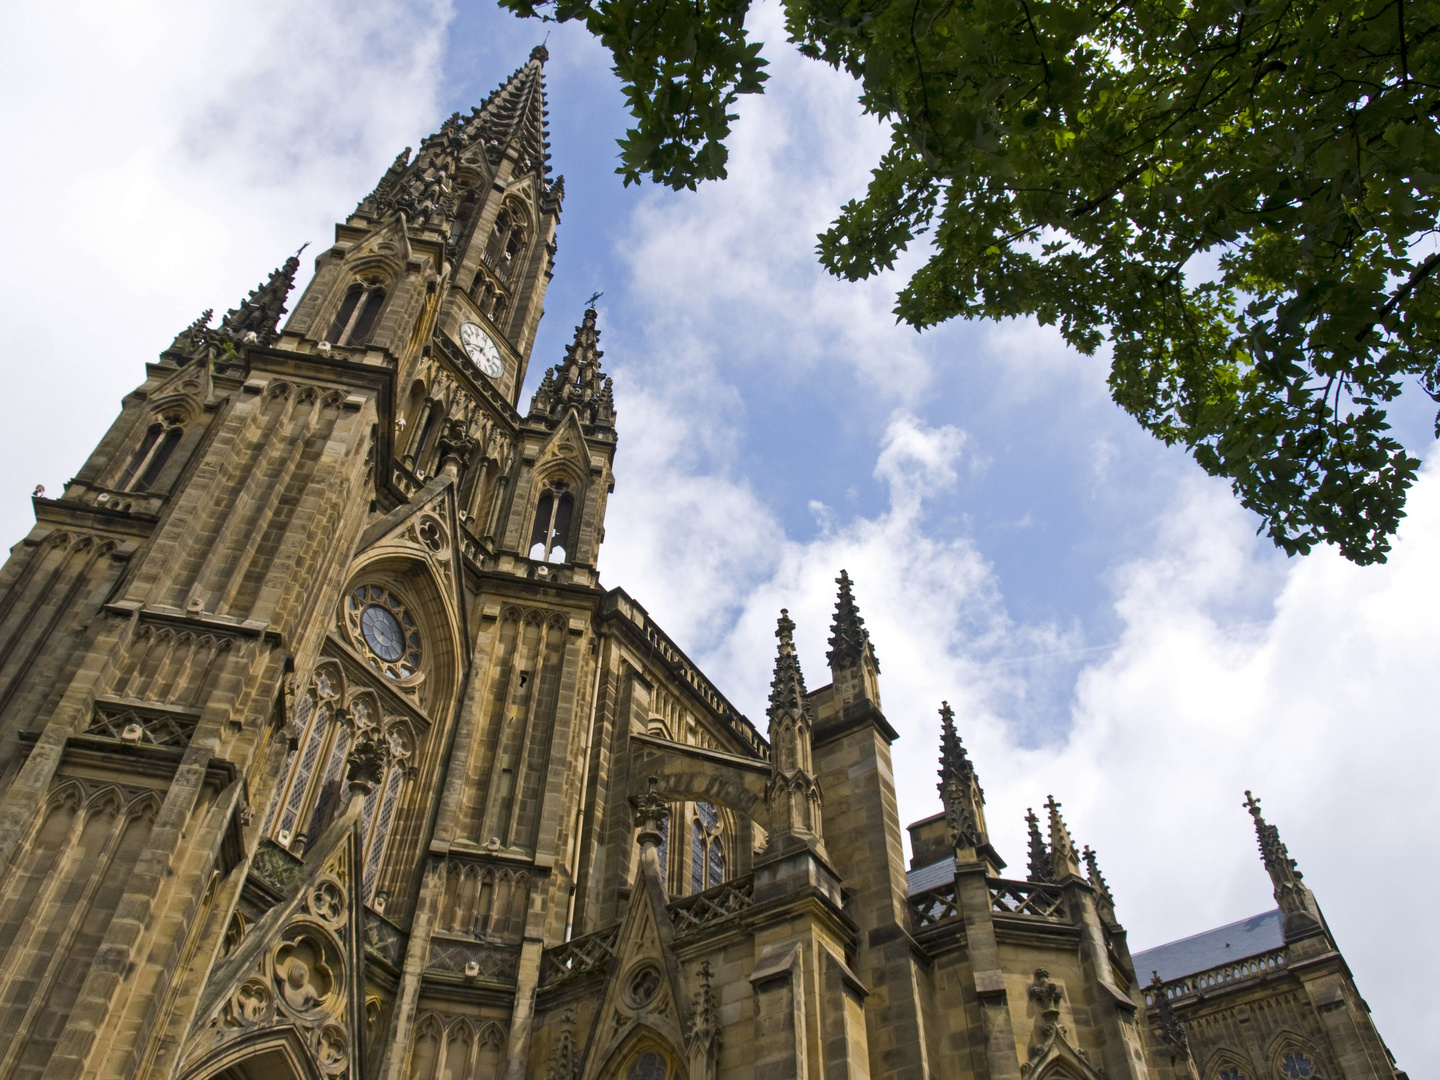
[907,857,956,895]
[1131,909,1285,981]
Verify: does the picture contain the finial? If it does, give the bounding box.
[530,42,550,64]
[938,701,983,850]
[1026,808,1054,883]
[1148,971,1190,1051]
[826,568,879,672]
[633,776,670,848]
[1082,845,1114,908]
[1045,794,1081,877]
[218,253,302,346]
[767,609,809,721]
[1244,790,1302,883]
[936,701,967,793]
[585,290,604,310]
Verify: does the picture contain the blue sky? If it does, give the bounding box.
[2,0,1437,1065]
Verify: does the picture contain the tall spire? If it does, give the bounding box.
[219,251,302,346]
[1244,791,1322,938]
[469,44,552,178]
[528,306,614,429]
[764,610,824,853]
[826,569,881,708]
[1025,808,1055,884]
[355,46,559,227]
[937,702,986,852]
[1045,795,1082,879]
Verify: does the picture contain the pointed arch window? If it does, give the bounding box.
[527,482,574,563]
[121,415,184,492]
[483,207,528,283]
[361,722,414,904]
[689,801,726,894]
[327,281,387,346]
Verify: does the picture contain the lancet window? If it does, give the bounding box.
[120,415,184,492]
[471,275,509,327]
[482,206,528,284]
[261,666,417,903]
[327,280,387,346]
[527,482,574,563]
[689,802,726,893]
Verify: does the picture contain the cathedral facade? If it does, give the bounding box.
[0,48,1406,1080]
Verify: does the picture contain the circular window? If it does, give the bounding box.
[625,965,662,1009]
[361,604,405,660]
[344,585,422,680]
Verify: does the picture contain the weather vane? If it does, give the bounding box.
[586,290,604,308]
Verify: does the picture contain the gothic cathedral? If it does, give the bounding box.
[0,47,1407,1080]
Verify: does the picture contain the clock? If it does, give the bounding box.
[459,321,504,380]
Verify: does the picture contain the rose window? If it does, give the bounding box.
[345,585,422,680]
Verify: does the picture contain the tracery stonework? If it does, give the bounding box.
[0,46,1406,1080]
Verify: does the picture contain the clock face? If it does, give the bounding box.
[459,320,504,380]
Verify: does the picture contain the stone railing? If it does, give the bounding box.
[909,877,1071,929]
[364,908,408,968]
[1143,947,1289,1005]
[990,878,1067,921]
[669,877,754,938]
[427,936,522,983]
[909,881,960,928]
[540,924,621,986]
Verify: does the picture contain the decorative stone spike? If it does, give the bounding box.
[767,609,808,720]
[938,702,984,851]
[218,249,304,346]
[1244,791,1322,937]
[826,569,879,672]
[1026,808,1055,884]
[764,610,824,852]
[1082,845,1114,910]
[167,308,213,357]
[528,307,613,429]
[1148,971,1190,1053]
[1045,795,1082,878]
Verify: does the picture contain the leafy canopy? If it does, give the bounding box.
[499,0,1440,564]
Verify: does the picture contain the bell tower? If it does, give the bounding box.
[280,44,562,411]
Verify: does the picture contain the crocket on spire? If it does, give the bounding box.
[763,609,824,853]
[827,569,879,672]
[826,569,881,708]
[219,251,303,346]
[937,701,985,852]
[1244,791,1323,939]
[1026,808,1055,884]
[1045,795,1082,879]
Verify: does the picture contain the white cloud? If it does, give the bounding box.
[598,12,1434,1064]
[0,0,452,544]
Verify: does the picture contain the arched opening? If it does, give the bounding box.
[527,483,574,563]
[689,802,726,894]
[327,280,387,346]
[121,415,184,492]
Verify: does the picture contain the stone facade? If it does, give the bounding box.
[0,47,1407,1080]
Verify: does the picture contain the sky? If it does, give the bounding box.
[2,0,1436,1068]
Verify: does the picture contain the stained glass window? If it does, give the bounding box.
[627,1051,667,1080]
[1281,1052,1314,1079]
